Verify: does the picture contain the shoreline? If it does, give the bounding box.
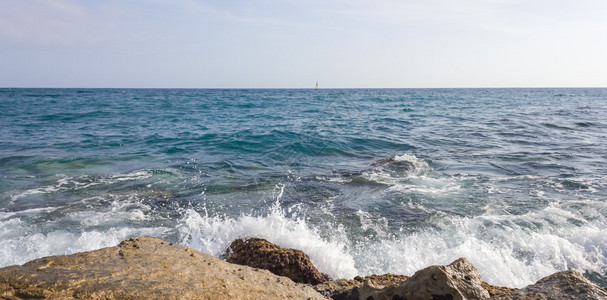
[1,237,605,299]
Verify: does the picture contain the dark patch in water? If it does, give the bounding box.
[559,179,590,190]
[543,123,573,130]
[584,271,607,288]
[371,158,413,172]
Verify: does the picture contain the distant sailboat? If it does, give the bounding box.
[315,81,319,90]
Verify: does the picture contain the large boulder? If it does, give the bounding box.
[225,238,330,285]
[491,270,607,300]
[358,257,490,300]
[0,237,327,300]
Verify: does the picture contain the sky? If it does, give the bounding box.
[1,0,606,88]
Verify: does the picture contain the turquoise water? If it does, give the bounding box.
[1,88,606,287]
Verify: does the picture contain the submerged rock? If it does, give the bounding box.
[492,270,607,300]
[225,238,330,285]
[0,237,326,300]
[371,157,414,173]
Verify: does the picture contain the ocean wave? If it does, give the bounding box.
[348,201,607,288]
[171,194,607,288]
[0,196,172,267]
[176,185,357,280]
[8,170,156,203]
[1,177,605,289]
[359,155,459,195]
[0,227,170,268]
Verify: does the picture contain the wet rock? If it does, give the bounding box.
[404,257,489,300]
[225,238,330,285]
[371,157,413,172]
[314,278,363,300]
[358,258,490,300]
[314,274,409,299]
[491,270,607,300]
[0,237,326,300]
[358,280,405,300]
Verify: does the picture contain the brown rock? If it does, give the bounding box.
[482,281,518,297]
[314,272,513,300]
[357,274,411,286]
[0,237,327,300]
[314,274,409,299]
[491,270,607,300]
[358,257,490,300]
[225,238,330,285]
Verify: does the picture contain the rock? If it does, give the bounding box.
[225,238,330,285]
[314,278,363,300]
[3,239,600,300]
[491,270,607,300]
[482,281,518,297]
[358,281,404,300]
[314,274,409,299]
[314,271,515,300]
[358,257,490,300]
[0,237,327,300]
[371,157,413,172]
[358,274,411,286]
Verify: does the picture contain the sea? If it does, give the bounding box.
[1,88,606,288]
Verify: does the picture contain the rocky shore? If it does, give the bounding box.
[1,237,605,299]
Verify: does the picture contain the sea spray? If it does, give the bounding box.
[177,185,358,279]
[347,202,607,288]
[1,190,172,267]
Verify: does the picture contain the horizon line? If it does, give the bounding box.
[2,86,607,90]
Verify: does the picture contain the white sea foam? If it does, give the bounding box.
[489,175,544,182]
[0,207,56,220]
[66,196,152,226]
[1,169,166,267]
[174,194,606,288]
[2,164,605,289]
[350,202,607,288]
[356,210,389,237]
[177,185,357,280]
[362,154,462,195]
[0,227,169,267]
[315,175,351,184]
[393,154,431,176]
[0,195,170,268]
[9,170,153,203]
[385,176,462,195]
[2,197,604,288]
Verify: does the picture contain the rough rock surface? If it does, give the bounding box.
[314,274,409,299]
[0,237,326,300]
[491,270,607,300]
[225,238,330,285]
[482,282,518,297]
[358,257,490,300]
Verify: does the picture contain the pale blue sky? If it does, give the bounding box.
[1,0,606,88]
